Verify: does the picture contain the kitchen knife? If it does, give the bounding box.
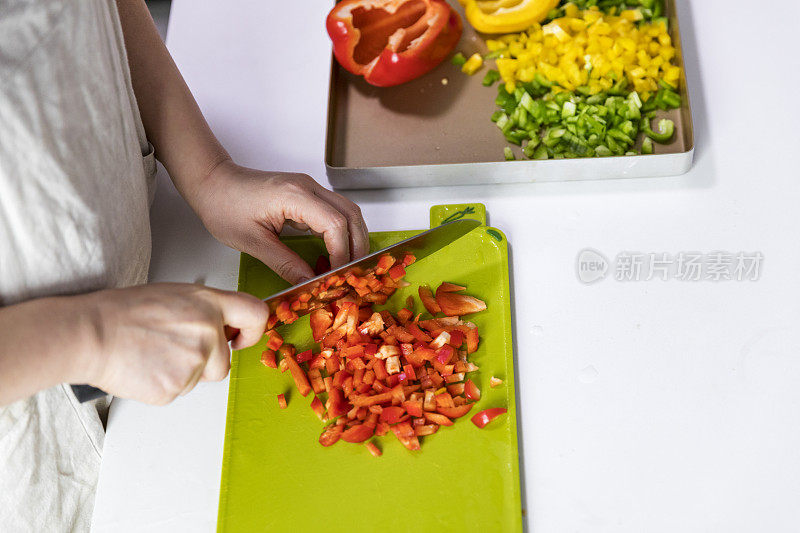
[72,218,480,402]
[262,218,480,314]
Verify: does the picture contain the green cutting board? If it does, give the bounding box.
[218,204,522,532]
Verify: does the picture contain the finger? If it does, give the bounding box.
[287,194,350,269]
[209,288,271,349]
[287,222,325,242]
[201,325,232,382]
[245,231,316,284]
[285,221,311,232]
[311,186,370,260]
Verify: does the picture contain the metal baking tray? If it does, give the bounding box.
[325,0,693,189]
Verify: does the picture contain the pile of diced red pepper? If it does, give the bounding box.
[260,253,507,454]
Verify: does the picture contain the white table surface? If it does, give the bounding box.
[92,1,800,531]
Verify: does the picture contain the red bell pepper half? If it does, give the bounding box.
[326,0,463,87]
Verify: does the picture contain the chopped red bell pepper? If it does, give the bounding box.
[314,255,331,276]
[319,424,344,447]
[284,354,311,397]
[379,405,406,424]
[443,372,464,384]
[310,308,333,342]
[275,300,298,324]
[310,396,326,420]
[401,254,416,267]
[308,353,326,371]
[265,330,283,351]
[341,423,374,443]
[408,322,432,343]
[260,349,277,369]
[308,369,326,395]
[423,411,453,426]
[374,254,396,275]
[391,421,421,450]
[396,307,414,324]
[257,251,503,453]
[448,329,465,347]
[435,345,454,364]
[446,383,465,396]
[418,285,441,315]
[365,441,382,457]
[471,408,507,428]
[402,399,424,417]
[414,424,438,436]
[387,264,406,282]
[435,283,487,316]
[465,326,479,354]
[437,282,467,292]
[434,392,455,408]
[326,388,351,418]
[464,379,481,401]
[437,403,473,419]
[326,0,463,87]
[277,393,287,409]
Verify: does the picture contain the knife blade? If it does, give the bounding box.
[263,218,481,314]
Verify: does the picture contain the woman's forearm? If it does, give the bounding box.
[0,296,98,405]
[115,0,230,208]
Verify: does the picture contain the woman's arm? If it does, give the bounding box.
[115,0,370,283]
[115,0,228,204]
[0,296,97,404]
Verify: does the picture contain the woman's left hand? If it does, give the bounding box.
[190,159,370,284]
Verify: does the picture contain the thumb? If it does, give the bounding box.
[209,288,270,350]
[249,233,315,285]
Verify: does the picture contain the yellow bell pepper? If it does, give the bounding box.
[481,6,681,101]
[461,53,485,75]
[464,0,560,34]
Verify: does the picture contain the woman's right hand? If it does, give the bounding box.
[78,283,268,405]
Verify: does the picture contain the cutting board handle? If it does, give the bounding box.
[429,203,487,229]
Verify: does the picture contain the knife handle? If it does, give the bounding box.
[71,384,108,403]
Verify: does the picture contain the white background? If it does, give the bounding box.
[93,1,800,531]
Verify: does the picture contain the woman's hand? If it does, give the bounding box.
[189,160,370,284]
[0,283,269,406]
[80,283,269,405]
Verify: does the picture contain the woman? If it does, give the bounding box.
[0,0,369,530]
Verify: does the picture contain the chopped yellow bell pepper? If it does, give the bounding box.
[482,6,681,101]
[620,9,643,22]
[464,0,560,34]
[461,53,485,75]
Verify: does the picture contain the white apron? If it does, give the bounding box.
[0,0,155,530]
